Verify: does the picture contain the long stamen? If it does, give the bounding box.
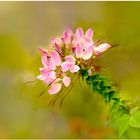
[39,87,48,97]
[39,72,62,98]
[93,39,101,45]
[24,79,37,85]
[48,93,60,107]
[112,44,120,48]
[48,84,65,107]
[60,75,78,108]
[49,75,74,107]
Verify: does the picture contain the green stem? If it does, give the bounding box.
[81,70,140,137]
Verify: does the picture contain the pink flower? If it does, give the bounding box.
[37,27,112,95]
[61,55,80,73]
[74,27,94,60]
[75,44,93,60]
[93,43,111,56]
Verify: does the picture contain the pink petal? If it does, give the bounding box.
[37,75,45,80]
[75,27,84,40]
[70,65,80,73]
[48,71,56,79]
[39,48,49,67]
[48,57,56,70]
[62,31,68,42]
[51,37,62,45]
[62,76,71,87]
[85,28,93,39]
[84,37,93,47]
[76,44,83,58]
[65,55,76,64]
[40,67,49,76]
[53,43,62,54]
[83,46,93,60]
[93,43,111,56]
[62,28,73,44]
[39,48,48,56]
[61,62,71,72]
[41,55,48,67]
[66,27,73,35]
[48,83,62,94]
[44,78,52,84]
[51,50,62,66]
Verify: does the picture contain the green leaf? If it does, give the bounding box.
[118,114,130,137]
[130,107,139,115]
[129,111,140,128]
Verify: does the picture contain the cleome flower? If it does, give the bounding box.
[37,27,112,95]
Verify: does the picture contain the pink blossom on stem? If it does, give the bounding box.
[74,27,94,60]
[37,27,112,95]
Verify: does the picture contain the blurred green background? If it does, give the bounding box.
[0,2,140,138]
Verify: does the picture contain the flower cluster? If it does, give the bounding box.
[37,27,111,94]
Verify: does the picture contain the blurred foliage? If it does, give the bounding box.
[0,2,140,138]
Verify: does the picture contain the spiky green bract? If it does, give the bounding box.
[81,69,140,137]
